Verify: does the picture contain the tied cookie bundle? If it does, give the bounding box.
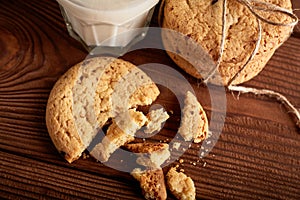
[160,0,299,128]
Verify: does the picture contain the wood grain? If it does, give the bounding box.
[0,0,300,199]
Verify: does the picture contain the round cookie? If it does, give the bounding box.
[162,0,294,85]
[46,57,160,163]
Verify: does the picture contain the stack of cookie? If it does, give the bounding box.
[161,0,294,85]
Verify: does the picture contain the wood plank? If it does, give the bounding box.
[0,151,143,200]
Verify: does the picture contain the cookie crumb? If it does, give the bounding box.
[172,142,181,150]
[82,153,90,159]
[200,152,205,157]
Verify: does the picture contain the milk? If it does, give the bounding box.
[57,0,159,50]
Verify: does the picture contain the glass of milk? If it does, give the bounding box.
[57,0,159,53]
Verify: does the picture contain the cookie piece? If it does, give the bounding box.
[162,0,294,85]
[131,168,167,200]
[90,109,148,162]
[178,91,208,143]
[46,57,159,163]
[125,143,170,168]
[144,108,169,134]
[166,167,196,200]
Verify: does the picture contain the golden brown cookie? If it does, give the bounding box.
[162,0,294,85]
[178,91,208,143]
[144,108,169,134]
[125,142,170,168]
[46,57,159,163]
[166,167,196,200]
[131,168,167,200]
[90,109,148,163]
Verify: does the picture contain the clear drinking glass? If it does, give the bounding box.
[57,0,159,54]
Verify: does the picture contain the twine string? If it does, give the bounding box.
[204,0,227,84]
[227,18,262,86]
[228,85,300,129]
[218,0,299,129]
[238,0,299,26]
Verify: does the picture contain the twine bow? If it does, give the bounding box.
[159,0,300,129]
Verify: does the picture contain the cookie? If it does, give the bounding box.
[162,0,294,85]
[178,91,208,143]
[90,109,148,162]
[46,57,160,163]
[131,168,167,200]
[166,167,196,200]
[144,108,169,134]
[125,143,170,168]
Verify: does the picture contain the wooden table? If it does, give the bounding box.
[1,0,299,199]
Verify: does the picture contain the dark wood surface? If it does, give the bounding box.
[1,0,300,199]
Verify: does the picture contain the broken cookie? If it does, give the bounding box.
[166,167,196,200]
[125,142,170,168]
[178,91,208,143]
[132,168,167,200]
[90,109,148,162]
[144,108,169,135]
[46,57,159,163]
